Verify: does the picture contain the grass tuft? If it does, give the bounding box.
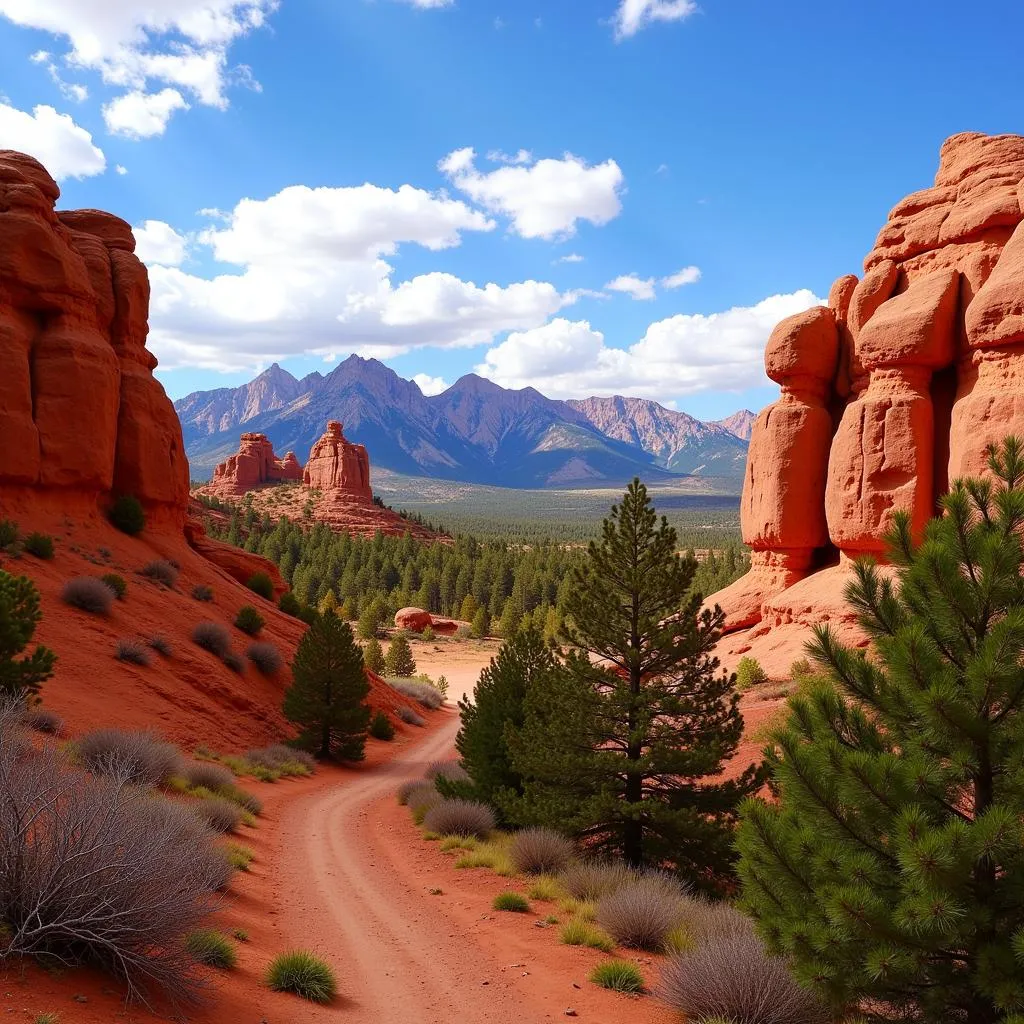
[560,918,615,952]
[265,950,337,1004]
[590,960,644,993]
[492,891,530,913]
[527,875,565,902]
[185,929,236,969]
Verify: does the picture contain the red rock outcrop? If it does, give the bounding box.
[303,421,372,501]
[208,432,304,498]
[0,151,189,528]
[394,607,463,636]
[710,132,1024,673]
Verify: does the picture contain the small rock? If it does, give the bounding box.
[73,995,88,1003]
[565,1010,578,1017]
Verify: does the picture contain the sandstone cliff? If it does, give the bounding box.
[208,432,303,498]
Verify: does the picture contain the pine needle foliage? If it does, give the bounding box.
[283,612,370,761]
[0,570,56,700]
[505,479,763,890]
[736,438,1024,1024]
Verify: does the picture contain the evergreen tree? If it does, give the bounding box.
[0,570,56,701]
[459,593,479,622]
[356,598,384,639]
[506,478,762,888]
[736,438,1024,1024]
[453,627,555,815]
[318,590,339,616]
[283,613,370,760]
[363,637,386,674]
[384,634,416,677]
[471,607,490,639]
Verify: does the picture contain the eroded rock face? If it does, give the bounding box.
[208,433,304,498]
[303,421,372,501]
[0,151,189,526]
[710,131,1024,643]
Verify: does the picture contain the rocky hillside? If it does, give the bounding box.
[175,357,753,491]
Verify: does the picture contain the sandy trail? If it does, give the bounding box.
[278,713,539,1024]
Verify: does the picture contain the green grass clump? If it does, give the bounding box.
[266,950,337,1004]
[24,532,55,559]
[246,571,275,600]
[493,891,530,913]
[234,604,265,636]
[453,840,516,876]
[590,959,644,993]
[34,1015,60,1024]
[101,573,128,599]
[226,843,255,871]
[558,896,597,921]
[663,924,694,953]
[185,929,237,969]
[561,918,616,952]
[233,929,249,942]
[440,835,477,853]
[527,875,565,901]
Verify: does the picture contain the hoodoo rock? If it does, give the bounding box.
[710,132,1024,675]
[208,433,304,498]
[303,421,372,501]
[0,151,189,527]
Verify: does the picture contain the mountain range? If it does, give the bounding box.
[173,356,755,491]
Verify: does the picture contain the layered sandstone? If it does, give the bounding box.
[0,151,189,527]
[303,421,372,500]
[710,132,1024,673]
[208,433,303,498]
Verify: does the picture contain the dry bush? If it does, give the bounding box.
[192,622,231,659]
[247,641,283,676]
[388,678,444,709]
[406,785,442,823]
[396,705,425,726]
[425,760,470,783]
[397,779,435,806]
[193,797,244,834]
[422,799,496,839]
[658,933,830,1024]
[510,827,575,875]
[22,707,63,736]
[140,560,179,588]
[247,743,315,773]
[149,634,173,657]
[222,650,245,674]
[115,638,152,666]
[191,583,214,602]
[679,897,757,944]
[597,873,688,951]
[559,859,635,901]
[76,729,183,787]
[0,706,226,1005]
[62,577,115,615]
[184,761,234,792]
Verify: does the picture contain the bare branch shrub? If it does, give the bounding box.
[193,796,244,833]
[61,577,115,615]
[192,622,231,659]
[76,728,183,787]
[115,638,151,666]
[559,859,636,901]
[387,678,444,709]
[22,707,63,735]
[510,827,576,875]
[247,744,315,773]
[422,799,496,839]
[597,873,689,951]
[184,761,234,792]
[247,641,283,676]
[140,560,179,588]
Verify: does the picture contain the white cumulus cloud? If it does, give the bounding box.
[103,88,189,138]
[555,252,585,264]
[662,265,701,288]
[612,0,699,40]
[0,101,105,179]
[133,220,189,266]
[477,290,824,399]
[439,147,625,240]
[413,373,450,396]
[606,274,657,301]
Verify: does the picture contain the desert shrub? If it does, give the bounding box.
[396,705,425,726]
[397,779,435,806]
[658,934,829,1024]
[678,898,756,945]
[278,591,301,617]
[560,859,635,902]
[76,728,182,786]
[149,634,172,657]
[101,573,128,600]
[0,709,226,1004]
[591,960,644,993]
[192,622,231,658]
[368,710,395,740]
[425,760,470,783]
[384,634,416,677]
[193,796,244,833]
[23,533,54,559]
[246,572,274,601]
[247,744,315,775]
[454,839,516,876]
[1,571,56,701]
[510,827,575,875]
[247,641,283,675]
[220,783,262,816]
[560,918,615,952]
[266,950,336,1003]
[184,760,235,792]
[527,874,564,901]
[422,799,495,839]
[734,655,768,691]
[141,559,179,588]
[435,674,449,698]
[185,929,236,969]
[455,624,472,640]
[191,583,214,602]
[223,650,245,674]
[23,707,62,735]
[109,494,145,535]
[115,637,152,666]
[492,891,529,912]
[234,604,264,636]
[787,657,812,679]
[388,678,443,709]
[226,843,254,871]
[61,577,115,615]
[0,519,19,549]
[421,625,435,642]
[407,787,442,825]
[596,873,688,951]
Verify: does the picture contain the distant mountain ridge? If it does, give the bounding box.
[174,356,754,491]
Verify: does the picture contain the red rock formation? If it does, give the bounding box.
[394,607,462,636]
[0,152,189,528]
[709,132,1024,671]
[303,421,372,501]
[208,432,303,498]
[184,511,288,598]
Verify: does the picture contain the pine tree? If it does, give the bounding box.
[283,613,370,760]
[506,478,762,888]
[736,438,1024,1024]
[363,637,386,674]
[356,597,384,639]
[384,634,416,678]
[0,570,56,701]
[318,590,339,616]
[453,627,555,816]
[471,607,490,639]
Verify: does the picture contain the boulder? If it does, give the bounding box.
[395,608,434,633]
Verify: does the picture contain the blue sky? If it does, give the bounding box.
[2,1,1023,421]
